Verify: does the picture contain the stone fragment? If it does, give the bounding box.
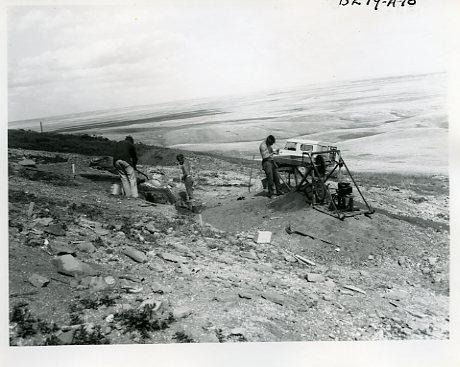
[45,224,66,236]
[52,254,97,277]
[76,242,96,253]
[104,276,116,285]
[241,250,258,260]
[385,290,408,301]
[147,250,156,258]
[172,306,193,320]
[256,231,272,244]
[50,242,75,256]
[284,254,296,263]
[105,314,114,323]
[159,252,188,263]
[57,330,74,344]
[342,285,366,295]
[229,327,245,336]
[427,257,438,266]
[18,159,36,167]
[306,273,325,283]
[28,273,50,288]
[93,227,110,236]
[145,223,158,233]
[33,217,53,226]
[123,247,148,263]
[261,292,284,305]
[238,291,253,299]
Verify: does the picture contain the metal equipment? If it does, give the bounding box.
[273,148,374,220]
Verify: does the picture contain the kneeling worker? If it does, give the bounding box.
[113,136,139,198]
[259,135,283,198]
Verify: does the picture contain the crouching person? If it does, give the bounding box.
[113,136,139,198]
[176,154,194,208]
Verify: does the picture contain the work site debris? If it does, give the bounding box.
[256,231,272,244]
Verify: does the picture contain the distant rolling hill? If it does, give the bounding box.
[9,72,448,174]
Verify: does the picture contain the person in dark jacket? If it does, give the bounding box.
[113,136,138,198]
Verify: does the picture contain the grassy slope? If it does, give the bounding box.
[8,129,259,168]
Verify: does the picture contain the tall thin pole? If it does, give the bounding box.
[40,121,43,133]
[248,155,255,192]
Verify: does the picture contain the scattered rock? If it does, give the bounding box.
[306,273,326,283]
[409,196,427,204]
[147,250,156,258]
[368,255,374,260]
[105,314,114,323]
[238,291,253,299]
[45,224,66,236]
[49,242,76,256]
[123,247,148,263]
[172,306,193,320]
[33,217,53,226]
[159,252,188,264]
[52,254,97,277]
[76,242,96,253]
[241,250,258,260]
[284,254,296,263]
[145,223,158,233]
[229,327,245,336]
[342,285,366,295]
[28,273,50,288]
[19,158,37,167]
[104,276,116,285]
[57,330,74,344]
[253,263,273,272]
[385,290,408,301]
[93,227,110,236]
[427,257,438,266]
[261,292,285,306]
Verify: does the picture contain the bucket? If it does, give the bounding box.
[111,183,121,195]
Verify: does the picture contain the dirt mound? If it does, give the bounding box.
[268,191,308,212]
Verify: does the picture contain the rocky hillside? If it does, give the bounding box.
[8,133,449,345]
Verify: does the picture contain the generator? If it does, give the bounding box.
[329,182,354,212]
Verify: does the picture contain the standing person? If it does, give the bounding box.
[176,154,194,208]
[259,135,282,198]
[113,136,139,198]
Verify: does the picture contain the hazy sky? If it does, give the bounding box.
[7,1,455,121]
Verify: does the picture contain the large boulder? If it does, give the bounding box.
[52,254,97,277]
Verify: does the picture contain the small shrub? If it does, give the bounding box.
[71,325,109,345]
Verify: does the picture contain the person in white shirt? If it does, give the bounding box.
[259,135,282,198]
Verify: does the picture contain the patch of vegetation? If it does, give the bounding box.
[8,129,257,167]
[114,304,174,339]
[10,304,60,345]
[71,325,110,345]
[173,331,195,343]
